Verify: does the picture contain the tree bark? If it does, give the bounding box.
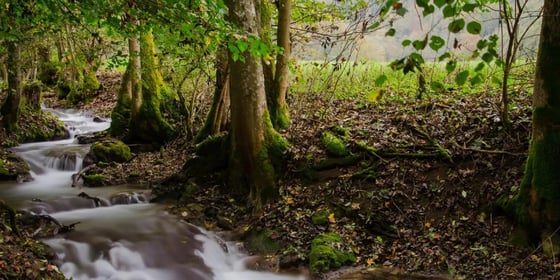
[195,47,230,143]
[270,0,292,129]
[1,41,22,132]
[510,0,560,254]
[225,0,287,211]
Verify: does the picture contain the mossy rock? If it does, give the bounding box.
[309,233,356,274]
[0,150,31,182]
[82,173,107,187]
[321,131,349,157]
[311,208,331,226]
[243,229,282,254]
[85,138,131,165]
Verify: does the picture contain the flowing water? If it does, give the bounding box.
[0,109,304,280]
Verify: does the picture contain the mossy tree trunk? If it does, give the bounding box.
[225,0,288,211]
[111,27,175,146]
[270,0,291,129]
[258,0,291,130]
[510,0,560,254]
[195,47,230,143]
[128,30,175,144]
[1,40,22,132]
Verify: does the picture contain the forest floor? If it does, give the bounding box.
[1,71,557,279]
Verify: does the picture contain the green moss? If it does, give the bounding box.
[332,125,350,140]
[90,139,131,163]
[311,208,330,225]
[309,233,356,274]
[0,159,8,175]
[83,173,106,186]
[271,104,290,130]
[56,79,73,99]
[244,229,281,254]
[83,71,100,94]
[321,131,349,157]
[196,134,228,157]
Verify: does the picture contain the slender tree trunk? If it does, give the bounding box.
[270,0,292,129]
[225,0,288,211]
[1,41,22,132]
[195,47,230,143]
[129,35,142,121]
[509,0,560,254]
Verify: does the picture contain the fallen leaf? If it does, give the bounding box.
[328,213,336,223]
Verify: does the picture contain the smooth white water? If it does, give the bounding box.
[0,108,305,280]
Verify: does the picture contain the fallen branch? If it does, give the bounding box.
[451,141,526,157]
[30,214,80,237]
[410,126,453,163]
[78,192,103,207]
[72,164,95,187]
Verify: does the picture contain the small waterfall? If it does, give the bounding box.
[1,108,306,280]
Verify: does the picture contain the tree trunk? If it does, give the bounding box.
[110,64,133,136]
[127,30,175,145]
[225,0,288,211]
[129,34,142,122]
[270,0,292,129]
[195,47,231,143]
[1,41,22,132]
[510,0,560,254]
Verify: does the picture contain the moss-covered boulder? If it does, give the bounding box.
[321,131,349,157]
[309,233,356,274]
[84,138,131,166]
[0,150,31,182]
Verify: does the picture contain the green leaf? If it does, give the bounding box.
[482,52,494,63]
[434,0,446,8]
[474,62,485,72]
[237,40,248,52]
[466,21,482,35]
[412,38,427,51]
[375,74,388,86]
[416,0,429,8]
[396,7,408,16]
[446,60,457,73]
[439,52,451,61]
[477,39,488,50]
[448,19,465,33]
[431,81,445,92]
[462,3,478,12]
[422,5,435,17]
[429,35,445,51]
[471,73,483,85]
[402,39,412,47]
[442,5,456,18]
[385,28,396,37]
[409,52,425,64]
[368,22,380,30]
[456,70,469,85]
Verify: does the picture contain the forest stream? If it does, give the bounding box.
[0,108,304,280]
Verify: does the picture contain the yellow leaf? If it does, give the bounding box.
[285,197,294,205]
[366,258,374,266]
[328,213,336,223]
[425,222,431,228]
